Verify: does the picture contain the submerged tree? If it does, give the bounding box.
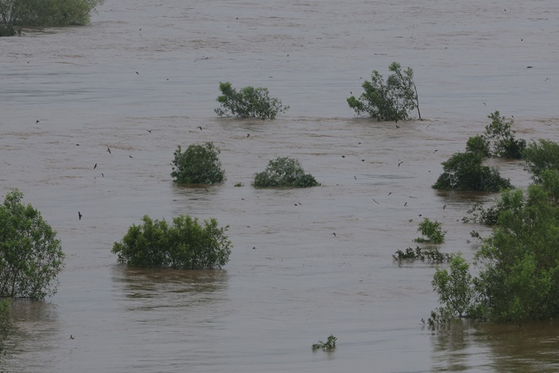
[0,0,104,36]
[171,142,225,185]
[215,82,289,120]
[0,189,64,300]
[347,62,421,122]
[253,157,320,188]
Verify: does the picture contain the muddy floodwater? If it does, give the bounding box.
[2,0,559,372]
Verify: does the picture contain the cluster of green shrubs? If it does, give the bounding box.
[0,0,104,36]
[433,111,524,192]
[312,334,337,352]
[393,246,451,263]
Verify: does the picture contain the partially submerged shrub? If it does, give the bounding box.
[523,139,559,183]
[466,135,491,158]
[0,0,104,31]
[0,189,64,300]
[171,142,225,185]
[414,218,446,244]
[215,82,289,120]
[112,215,232,269]
[483,111,526,159]
[432,152,511,192]
[0,298,13,357]
[312,334,337,351]
[347,62,421,122]
[462,201,501,225]
[393,246,451,263]
[253,157,320,188]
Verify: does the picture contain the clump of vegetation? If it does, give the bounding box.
[393,246,451,263]
[523,139,559,183]
[215,82,289,120]
[462,201,501,225]
[312,334,337,351]
[414,218,446,244]
[0,0,104,36]
[0,298,13,358]
[432,152,511,192]
[430,169,559,323]
[253,157,320,188]
[112,215,232,270]
[483,111,526,159]
[465,134,491,158]
[347,62,421,122]
[0,189,64,300]
[171,142,225,185]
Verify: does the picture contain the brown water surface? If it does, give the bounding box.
[1,1,559,372]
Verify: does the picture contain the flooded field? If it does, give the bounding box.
[1,0,559,371]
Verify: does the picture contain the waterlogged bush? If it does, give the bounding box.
[171,142,225,185]
[347,62,421,122]
[312,335,337,351]
[0,298,13,357]
[431,254,474,319]
[432,152,511,192]
[215,82,289,120]
[483,111,526,159]
[112,215,232,269]
[393,246,451,263]
[523,139,559,183]
[414,218,446,244]
[0,0,104,35]
[253,157,320,188]
[466,135,491,158]
[0,189,64,300]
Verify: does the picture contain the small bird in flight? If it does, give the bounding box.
[78,211,82,220]
[129,155,133,158]
[94,163,97,169]
[197,126,203,131]
[107,147,111,154]
[398,161,404,167]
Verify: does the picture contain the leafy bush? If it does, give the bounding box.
[112,215,232,269]
[0,189,64,300]
[432,151,511,192]
[393,246,451,263]
[0,0,104,34]
[523,139,559,183]
[253,157,320,188]
[462,201,501,225]
[431,170,559,323]
[171,142,225,185]
[414,218,446,244]
[347,62,420,122]
[466,135,491,157]
[0,298,13,357]
[432,254,474,319]
[215,82,289,120]
[312,335,337,351]
[483,111,526,159]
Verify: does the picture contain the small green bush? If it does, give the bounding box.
[393,246,451,263]
[253,157,320,188]
[431,254,474,319]
[432,152,511,192]
[0,0,104,31]
[414,218,446,244]
[523,139,559,183]
[215,82,289,120]
[171,142,225,185]
[312,335,337,351]
[112,215,232,269]
[466,135,491,157]
[0,298,13,357]
[347,62,420,122]
[0,189,64,300]
[483,111,526,159]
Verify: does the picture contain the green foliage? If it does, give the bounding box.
[312,334,337,351]
[0,189,64,300]
[253,157,320,188]
[466,135,491,158]
[432,170,559,323]
[112,215,232,270]
[483,111,526,159]
[432,254,474,318]
[0,298,13,357]
[347,62,420,122]
[215,82,289,120]
[432,151,511,192]
[414,218,446,244]
[523,139,559,183]
[0,0,103,32]
[171,142,225,185]
[392,246,451,263]
[462,201,501,225]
